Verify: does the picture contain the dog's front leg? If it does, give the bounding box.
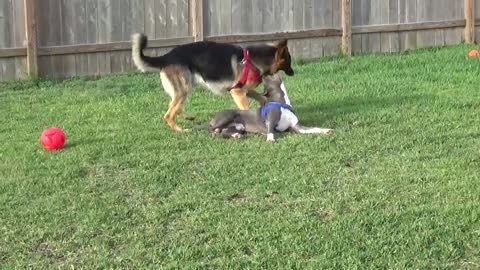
[230,88,249,110]
[265,109,281,143]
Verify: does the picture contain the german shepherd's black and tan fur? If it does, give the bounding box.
[131,33,294,131]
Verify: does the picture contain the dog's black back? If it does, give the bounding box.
[160,41,243,81]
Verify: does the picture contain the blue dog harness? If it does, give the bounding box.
[261,102,295,121]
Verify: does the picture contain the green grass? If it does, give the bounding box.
[1,45,480,269]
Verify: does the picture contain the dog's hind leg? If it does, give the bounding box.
[161,67,191,132]
[208,110,238,131]
[291,124,333,135]
[178,71,196,121]
[164,94,187,132]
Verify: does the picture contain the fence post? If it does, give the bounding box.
[341,0,352,56]
[190,0,203,42]
[464,0,475,44]
[24,0,38,77]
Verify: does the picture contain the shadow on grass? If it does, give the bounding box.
[294,93,436,127]
[62,138,106,150]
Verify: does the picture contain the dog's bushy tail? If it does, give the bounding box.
[131,33,167,72]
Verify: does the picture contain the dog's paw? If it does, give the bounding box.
[234,123,246,133]
[266,133,276,143]
[231,133,243,139]
[324,129,334,135]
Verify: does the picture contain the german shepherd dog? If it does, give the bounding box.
[131,33,294,131]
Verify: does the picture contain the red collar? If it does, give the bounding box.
[229,48,262,90]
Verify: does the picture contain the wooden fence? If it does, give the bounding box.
[0,0,479,81]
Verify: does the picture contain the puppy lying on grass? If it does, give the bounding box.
[207,74,333,143]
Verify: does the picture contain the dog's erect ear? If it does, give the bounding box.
[271,39,294,76]
[273,40,287,65]
[274,39,288,48]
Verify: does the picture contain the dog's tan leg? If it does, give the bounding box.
[230,88,249,110]
[164,93,187,132]
[160,66,193,131]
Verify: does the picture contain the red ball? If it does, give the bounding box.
[40,127,66,150]
[468,49,479,57]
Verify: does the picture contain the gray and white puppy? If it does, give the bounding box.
[208,74,333,142]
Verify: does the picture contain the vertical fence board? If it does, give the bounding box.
[144,0,156,38]
[73,0,88,76]
[465,0,475,43]
[155,0,167,39]
[14,0,26,78]
[61,0,77,78]
[97,0,112,75]
[341,0,351,55]
[231,0,241,34]
[86,0,99,76]
[0,0,15,80]
[252,0,263,34]
[219,0,231,34]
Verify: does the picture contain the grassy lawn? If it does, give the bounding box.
[1,45,480,269]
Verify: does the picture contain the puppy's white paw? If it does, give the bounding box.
[231,132,243,139]
[234,123,246,131]
[324,129,334,135]
[266,133,276,143]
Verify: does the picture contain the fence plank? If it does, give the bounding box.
[292,0,305,55]
[13,0,26,79]
[144,0,155,38]
[416,0,435,48]
[403,0,417,50]
[98,0,112,75]
[284,0,294,31]
[352,34,362,54]
[191,0,203,41]
[166,0,178,37]
[252,0,264,33]
[230,0,241,34]
[332,0,340,28]
[60,0,76,78]
[352,0,362,26]
[155,0,167,38]
[0,0,14,80]
[49,0,64,79]
[73,0,88,76]
[465,0,475,43]
[239,0,253,33]
[341,0,351,55]
[219,0,231,34]
[86,0,99,76]
[263,0,276,32]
